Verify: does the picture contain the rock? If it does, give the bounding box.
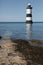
[0,46,2,49]
[8,53,15,56]
[1,63,5,65]
[31,40,42,44]
[0,39,43,65]
[9,56,27,65]
[0,36,2,39]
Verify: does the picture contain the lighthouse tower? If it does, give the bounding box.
[26,3,32,40]
[26,3,32,23]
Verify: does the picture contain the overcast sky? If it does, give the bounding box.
[0,0,43,22]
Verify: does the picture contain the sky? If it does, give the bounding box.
[0,0,43,22]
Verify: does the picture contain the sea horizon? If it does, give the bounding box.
[0,21,43,23]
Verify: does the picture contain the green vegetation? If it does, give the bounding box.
[31,40,42,44]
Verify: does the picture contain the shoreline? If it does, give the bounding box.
[0,38,43,65]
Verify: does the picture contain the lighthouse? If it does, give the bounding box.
[26,3,32,40]
[26,3,32,23]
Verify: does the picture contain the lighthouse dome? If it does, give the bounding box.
[26,3,32,9]
[28,3,31,6]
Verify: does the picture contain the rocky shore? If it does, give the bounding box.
[0,37,43,65]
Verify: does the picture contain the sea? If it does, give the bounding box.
[0,22,43,42]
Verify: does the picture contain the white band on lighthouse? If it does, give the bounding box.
[26,9,32,14]
[26,17,32,20]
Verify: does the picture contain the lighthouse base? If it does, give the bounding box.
[26,21,33,24]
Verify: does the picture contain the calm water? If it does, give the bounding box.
[0,22,43,41]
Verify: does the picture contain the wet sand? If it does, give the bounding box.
[0,38,43,65]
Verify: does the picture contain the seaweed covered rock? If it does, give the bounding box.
[0,39,43,65]
[31,40,42,44]
[0,36,2,39]
[11,39,43,65]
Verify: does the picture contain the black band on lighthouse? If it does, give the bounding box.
[27,6,32,9]
[26,20,32,23]
[26,14,32,17]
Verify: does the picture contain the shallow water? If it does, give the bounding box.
[0,22,43,41]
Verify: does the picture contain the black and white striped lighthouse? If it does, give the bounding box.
[26,3,32,23]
